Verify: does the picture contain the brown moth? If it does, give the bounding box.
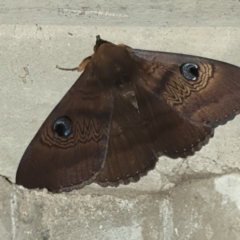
[16,35,240,193]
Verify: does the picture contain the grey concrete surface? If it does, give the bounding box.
[1,1,240,239]
[1,175,240,240]
[1,0,240,27]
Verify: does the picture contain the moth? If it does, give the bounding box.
[16,35,240,193]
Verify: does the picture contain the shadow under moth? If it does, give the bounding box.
[16,35,240,193]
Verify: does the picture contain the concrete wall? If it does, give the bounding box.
[1,1,240,239]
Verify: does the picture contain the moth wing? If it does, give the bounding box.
[95,92,157,187]
[16,69,114,193]
[133,82,213,158]
[130,49,240,127]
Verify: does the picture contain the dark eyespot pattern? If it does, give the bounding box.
[180,63,199,81]
[53,117,72,137]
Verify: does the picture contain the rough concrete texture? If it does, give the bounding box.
[1,175,240,240]
[1,1,240,239]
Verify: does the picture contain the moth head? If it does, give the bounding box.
[180,63,199,81]
[80,35,136,86]
[94,35,110,52]
[78,36,112,72]
[93,36,136,75]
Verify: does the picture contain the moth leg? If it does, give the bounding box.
[78,56,92,71]
[56,56,92,72]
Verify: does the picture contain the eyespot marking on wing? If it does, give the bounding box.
[53,117,72,137]
[42,117,107,148]
[180,63,199,81]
